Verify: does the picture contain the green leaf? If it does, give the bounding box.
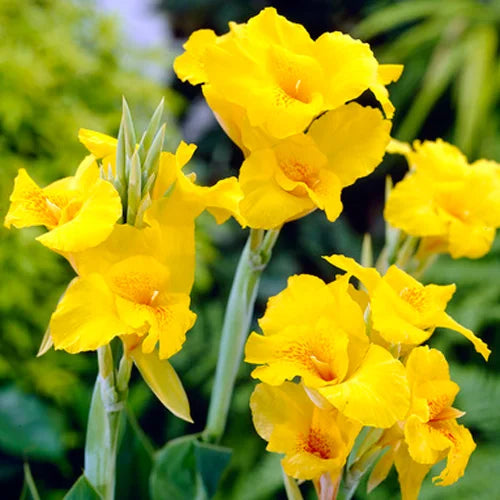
[150,436,198,500]
[64,475,103,500]
[193,441,231,498]
[397,42,463,141]
[454,24,498,156]
[150,437,231,500]
[0,386,65,461]
[138,98,165,164]
[121,97,137,159]
[354,1,438,39]
[19,463,41,500]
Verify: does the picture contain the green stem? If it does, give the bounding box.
[84,346,128,500]
[203,228,280,443]
[282,467,304,500]
[343,446,381,500]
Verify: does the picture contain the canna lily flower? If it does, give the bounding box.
[239,102,391,229]
[326,254,490,360]
[175,7,402,142]
[245,274,410,428]
[4,156,122,252]
[368,346,475,499]
[49,219,196,360]
[385,139,500,259]
[79,128,245,225]
[250,382,361,481]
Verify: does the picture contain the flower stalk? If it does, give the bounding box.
[85,346,128,500]
[203,227,280,443]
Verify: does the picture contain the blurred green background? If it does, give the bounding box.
[1,0,499,498]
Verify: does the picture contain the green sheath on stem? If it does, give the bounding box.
[84,346,129,500]
[203,228,280,443]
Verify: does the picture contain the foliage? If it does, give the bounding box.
[355,0,500,160]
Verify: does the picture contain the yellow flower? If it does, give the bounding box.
[245,274,410,427]
[4,156,122,252]
[404,347,475,486]
[370,347,475,499]
[239,103,391,229]
[175,7,402,142]
[326,254,490,360]
[79,128,245,225]
[250,382,361,481]
[50,219,196,359]
[385,139,500,258]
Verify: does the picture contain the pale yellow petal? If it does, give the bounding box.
[128,345,193,422]
[319,344,410,428]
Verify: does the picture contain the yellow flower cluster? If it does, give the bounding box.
[386,139,500,259]
[175,7,401,229]
[246,255,489,497]
[4,112,242,419]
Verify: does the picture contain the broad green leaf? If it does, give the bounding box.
[0,386,65,461]
[64,475,103,500]
[131,348,193,422]
[193,441,232,498]
[150,435,198,500]
[455,25,498,156]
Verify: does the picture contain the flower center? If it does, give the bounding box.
[400,287,428,312]
[107,256,169,305]
[303,428,335,460]
[279,159,320,191]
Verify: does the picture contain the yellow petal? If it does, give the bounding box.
[308,103,391,188]
[314,32,378,110]
[432,419,476,486]
[78,129,117,159]
[5,169,55,229]
[437,313,490,361]
[404,415,450,464]
[50,275,130,353]
[319,344,410,428]
[128,345,193,422]
[259,274,339,335]
[250,382,311,444]
[384,174,448,236]
[37,177,122,252]
[324,254,381,293]
[393,442,431,500]
[246,321,350,389]
[369,63,403,119]
[173,29,218,85]
[239,148,314,229]
[447,219,495,259]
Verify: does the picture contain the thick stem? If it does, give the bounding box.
[203,228,280,443]
[85,346,128,500]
